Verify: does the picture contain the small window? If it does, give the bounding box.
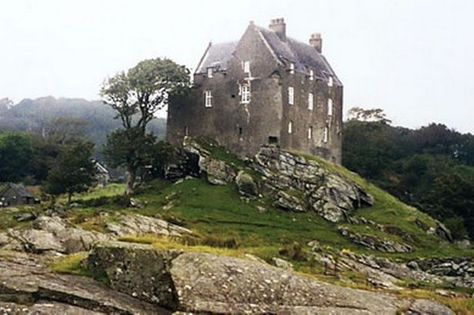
[207,67,213,78]
[205,90,212,107]
[327,98,333,116]
[308,93,314,110]
[184,126,189,136]
[288,121,293,134]
[308,126,313,139]
[288,87,294,105]
[268,136,279,144]
[241,84,251,104]
[309,70,314,81]
[290,63,295,74]
[323,126,329,143]
[328,76,333,87]
[243,61,250,75]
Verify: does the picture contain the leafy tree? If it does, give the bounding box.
[0,133,33,182]
[44,141,97,205]
[101,58,190,194]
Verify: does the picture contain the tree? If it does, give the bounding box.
[101,58,190,194]
[0,133,33,182]
[44,141,97,205]
[347,107,392,124]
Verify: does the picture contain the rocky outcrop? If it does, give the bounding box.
[86,241,454,314]
[338,226,413,253]
[253,146,374,222]
[410,257,474,289]
[0,251,169,314]
[0,214,192,255]
[106,214,193,238]
[182,140,236,185]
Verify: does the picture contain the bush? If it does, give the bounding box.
[279,241,308,261]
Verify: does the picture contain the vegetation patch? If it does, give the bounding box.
[50,252,91,277]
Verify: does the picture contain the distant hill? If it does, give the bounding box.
[0,96,167,147]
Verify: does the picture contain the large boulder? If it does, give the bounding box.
[235,170,258,197]
[86,241,454,314]
[0,251,168,314]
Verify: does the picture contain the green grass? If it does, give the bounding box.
[72,183,126,201]
[50,252,91,277]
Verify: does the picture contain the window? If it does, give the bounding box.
[328,76,333,87]
[184,126,189,136]
[207,67,213,78]
[241,84,251,104]
[323,126,329,143]
[290,63,295,74]
[205,90,212,107]
[309,70,314,81]
[308,126,313,139]
[308,93,314,110]
[243,61,250,75]
[288,87,294,105]
[327,98,333,116]
[288,121,293,134]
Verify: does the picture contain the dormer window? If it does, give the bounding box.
[205,90,212,107]
[327,98,333,116]
[241,83,251,104]
[290,63,295,74]
[308,93,314,110]
[309,70,314,81]
[328,76,333,87]
[207,67,213,78]
[288,87,294,105]
[243,61,250,75]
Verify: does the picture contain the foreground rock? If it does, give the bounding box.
[0,251,169,314]
[87,241,454,314]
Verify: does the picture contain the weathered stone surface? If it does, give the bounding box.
[406,299,454,315]
[274,190,305,212]
[235,170,258,197]
[9,229,65,254]
[106,214,193,238]
[411,257,474,289]
[182,140,236,185]
[271,257,294,270]
[253,146,374,222]
[87,242,454,314]
[338,227,413,253]
[86,242,179,308]
[0,251,169,314]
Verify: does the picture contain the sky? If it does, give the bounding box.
[0,0,473,133]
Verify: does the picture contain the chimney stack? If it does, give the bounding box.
[269,18,286,41]
[309,33,322,53]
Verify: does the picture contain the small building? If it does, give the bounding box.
[0,183,36,207]
[167,18,343,163]
[94,161,110,187]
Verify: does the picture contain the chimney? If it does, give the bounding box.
[309,33,322,53]
[269,18,286,41]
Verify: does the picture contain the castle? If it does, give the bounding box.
[167,18,343,164]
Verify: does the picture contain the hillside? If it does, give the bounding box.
[0,138,472,314]
[0,96,167,146]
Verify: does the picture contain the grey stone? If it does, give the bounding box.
[235,171,258,197]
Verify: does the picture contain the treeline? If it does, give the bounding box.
[0,97,166,150]
[343,114,474,240]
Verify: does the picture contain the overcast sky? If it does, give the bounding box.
[0,0,473,133]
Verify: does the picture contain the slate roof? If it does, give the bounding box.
[195,24,341,85]
[195,41,238,74]
[0,183,33,198]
